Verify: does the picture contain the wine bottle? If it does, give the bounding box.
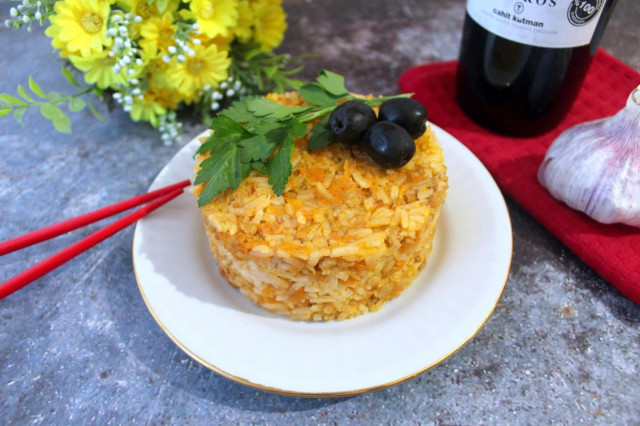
[456,0,618,137]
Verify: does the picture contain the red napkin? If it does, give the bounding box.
[399,49,640,305]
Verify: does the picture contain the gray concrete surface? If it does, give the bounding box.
[1,0,639,423]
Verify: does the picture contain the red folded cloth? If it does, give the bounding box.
[399,49,640,305]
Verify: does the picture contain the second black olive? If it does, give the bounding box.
[362,121,416,169]
[378,98,427,138]
[328,100,377,145]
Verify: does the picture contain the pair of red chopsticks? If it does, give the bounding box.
[0,179,191,300]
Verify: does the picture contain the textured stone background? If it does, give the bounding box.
[1,0,639,424]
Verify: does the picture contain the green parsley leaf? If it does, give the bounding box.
[246,97,310,119]
[246,119,281,135]
[267,136,294,196]
[197,115,252,155]
[196,145,241,206]
[194,70,414,206]
[239,134,276,163]
[299,83,345,107]
[308,115,333,150]
[220,99,256,123]
[316,70,349,97]
[250,161,268,175]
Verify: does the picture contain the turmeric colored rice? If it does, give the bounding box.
[194,92,448,321]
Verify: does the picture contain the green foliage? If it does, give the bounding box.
[307,115,332,150]
[229,41,305,95]
[0,68,102,133]
[195,70,414,205]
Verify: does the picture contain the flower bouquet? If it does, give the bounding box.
[1,0,301,143]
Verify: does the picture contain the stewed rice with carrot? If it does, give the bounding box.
[194,92,448,321]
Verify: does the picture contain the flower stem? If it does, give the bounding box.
[297,93,413,123]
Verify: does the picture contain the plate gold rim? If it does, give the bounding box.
[131,125,513,397]
[132,249,511,397]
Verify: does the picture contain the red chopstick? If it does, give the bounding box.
[0,183,189,300]
[0,179,190,256]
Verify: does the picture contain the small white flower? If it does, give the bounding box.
[113,92,122,99]
[192,38,201,45]
[124,40,132,49]
[211,102,220,111]
[162,55,171,63]
[134,16,142,23]
[187,49,195,57]
[124,95,133,104]
[108,28,117,36]
[226,89,235,97]
[112,14,122,22]
[125,13,134,20]
[233,81,241,90]
[4,20,12,28]
[167,45,176,54]
[212,91,223,100]
[135,58,143,66]
[191,23,199,30]
[132,88,141,95]
[22,15,30,23]
[203,85,211,91]
[124,105,132,112]
[177,54,186,62]
[130,78,139,85]
[127,69,135,76]
[220,82,228,89]
[226,76,233,83]
[9,8,17,17]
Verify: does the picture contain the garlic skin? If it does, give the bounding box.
[538,85,640,227]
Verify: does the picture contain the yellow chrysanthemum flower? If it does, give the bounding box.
[234,0,253,42]
[139,12,177,57]
[252,0,287,52]
[46,0,110,57]
[187,0,238,39]
[44,24,73,58]
[130,94,166,127]
[147,86,182,110]
[69,50,125,89]
[117,0,178,20]
[166,43,230,95]
[145,56,173,89]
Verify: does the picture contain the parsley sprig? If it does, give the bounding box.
[195,70,411,206]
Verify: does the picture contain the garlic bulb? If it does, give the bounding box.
[538,85,640,227]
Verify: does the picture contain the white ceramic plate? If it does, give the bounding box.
[132,124,512,396]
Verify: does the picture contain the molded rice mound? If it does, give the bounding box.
[194,92,448,321]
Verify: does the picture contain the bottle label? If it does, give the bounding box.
[467,0,607,48]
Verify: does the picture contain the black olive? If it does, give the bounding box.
[328,100,377,145]
[378,98,428,138]
[362,121,416,169]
